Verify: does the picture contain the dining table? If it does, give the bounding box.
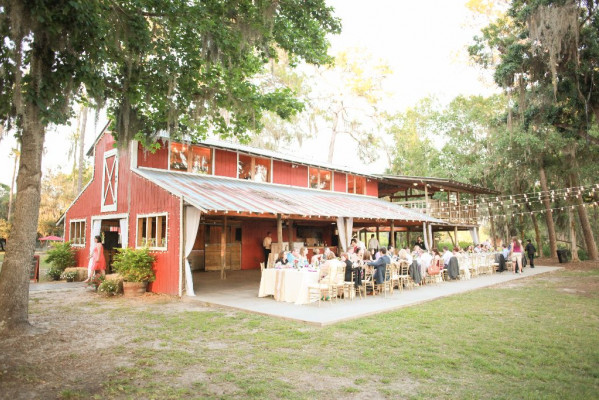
[258,268,319,305]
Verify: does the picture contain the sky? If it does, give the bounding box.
[0,0,498,187]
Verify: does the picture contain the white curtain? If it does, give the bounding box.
[184,206,201,296]
[469,228,479,245]
[119,218,128,248]
[88,219,101,277]
[428,223,433,250]
[345,218,353,251]
[336,217,354,253]
[422,223,429,250]
[336,217,347,252]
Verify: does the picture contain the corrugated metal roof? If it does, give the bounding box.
[134,168,443,223]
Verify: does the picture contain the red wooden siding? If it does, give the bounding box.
[214,149,237,178]
[334,172,346,193]
[65,131,181,295]
[241,220,277,269]
[272,160,291,185]
[366,179,378,197]
[137,140,168,169]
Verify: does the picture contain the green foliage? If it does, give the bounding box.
[112,248,156,283]
[0,219,11,239]
[46,267,63,281]
[45,242,76,272]
[60,270,78,281]
[98,279,122,296]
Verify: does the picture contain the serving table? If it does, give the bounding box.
[258,268,319,305]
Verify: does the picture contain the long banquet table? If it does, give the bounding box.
[258,268,319,305]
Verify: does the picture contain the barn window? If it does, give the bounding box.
[170,142,213,174]
[237,154,271,182]
[69,220,86,247]
[136,214,168,249]
[309,168,332,190]
[347,175,366,195]
[101,149,118,212]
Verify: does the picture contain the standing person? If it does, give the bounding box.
[414,236,426,250]
[86,235,106,282]
[511,237,523,274]
[525,239,536,268]
[262,232,272,267]
[368,234,379,253]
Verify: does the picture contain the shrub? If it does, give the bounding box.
[98,279,121,296]
[60,270,78,281]
[112,247,156,283]
[46,266,63,281]
[45,242,76,272]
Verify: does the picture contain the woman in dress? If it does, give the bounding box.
[87,235,106,281]
[511,237,523,274]
[298,247,309,267]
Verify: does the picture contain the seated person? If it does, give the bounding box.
[367,247,390,284]
[319,258,345,284]
[298,247,309,267]
[310,248,322,265]
[274,251,288,267]
[442,246,452,268]
[286,249,300,266]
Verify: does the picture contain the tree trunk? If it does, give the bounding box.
[327,110,339,163]
[77,106,88,192]
[525,203,542,257]
[569,207,580,262]
[518,214,525,242]
[7,148,19,222]
[539,163,558,260]
[0,107,45,333]
[488,207,497,249]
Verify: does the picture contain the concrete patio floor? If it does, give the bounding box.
[188,265,562,326]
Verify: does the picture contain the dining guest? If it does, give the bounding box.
[419,249,432,278]
[274,251,288,267]
[298,247,309,267]
[350,238,359,253]
[387,246,396,260]
[262,232,272,265]
[323,247,332,259]
[310,248,322,265]
[326,251,336,260]
[442,247,452,268]
[363,250,373,262]
[367,247,390,285]
[286,249,300,265]
[431,249,442,270]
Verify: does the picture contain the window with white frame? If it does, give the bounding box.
[69,220,86,246]
[136,214,168,249]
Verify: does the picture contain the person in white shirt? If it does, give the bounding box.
[419,249,433,277]
[368,234,379,253]
[263,232,272,267]
[442,247,452,267]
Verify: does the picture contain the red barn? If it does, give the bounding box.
[61,128,441,295]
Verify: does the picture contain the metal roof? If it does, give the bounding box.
[377,174,499,195]
[134,168,443,223]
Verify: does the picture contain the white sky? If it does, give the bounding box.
[0,0,498,187]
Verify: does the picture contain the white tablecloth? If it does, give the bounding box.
[258,269,319,305]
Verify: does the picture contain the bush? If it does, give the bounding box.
[46,266,63,281]
[45,242,76,272]
[98,279,121,296]
[112,247,156,283]
[60,270,78,281]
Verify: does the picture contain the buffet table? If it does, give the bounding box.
[258,268,319,305]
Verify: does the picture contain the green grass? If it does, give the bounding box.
[7,268,599,399]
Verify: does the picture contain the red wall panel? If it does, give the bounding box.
[366,179,379,197]
[241,220,277,269]
[214,149,237,178]
[291,165,308,187]
[137,139,168,169]
[272,160,292,185]
[334,172,346,193]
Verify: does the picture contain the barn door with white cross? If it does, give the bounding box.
[101,149,119,212]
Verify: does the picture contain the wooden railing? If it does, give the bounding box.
[394,199,478,225]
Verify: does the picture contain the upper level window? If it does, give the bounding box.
[238,154,271,183]
[69,220,86,247]
[170,142,212,174]
[309,168,332,190]
[347,175,366,195]
[136,214,168,249]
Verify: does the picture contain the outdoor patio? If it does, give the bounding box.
[189,266,562,326]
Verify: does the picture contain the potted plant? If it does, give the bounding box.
[111,247,156,297]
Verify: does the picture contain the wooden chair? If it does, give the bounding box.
[307,263,341,306]
[388,263,401,293]
[374,266,392,298]
[344,270,356,301]
[397,260,413,290]
[361,268,375,296]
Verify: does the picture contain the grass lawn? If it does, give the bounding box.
[0,264,598,399]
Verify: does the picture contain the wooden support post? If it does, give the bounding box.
[220,215,227,280]
[454,226,458,248]
[277,213,283,244]
[406,230,411,249]
[376,225,380,245]
[424,184,429,215]
[288,219,293,248]
[390,220,395,248]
